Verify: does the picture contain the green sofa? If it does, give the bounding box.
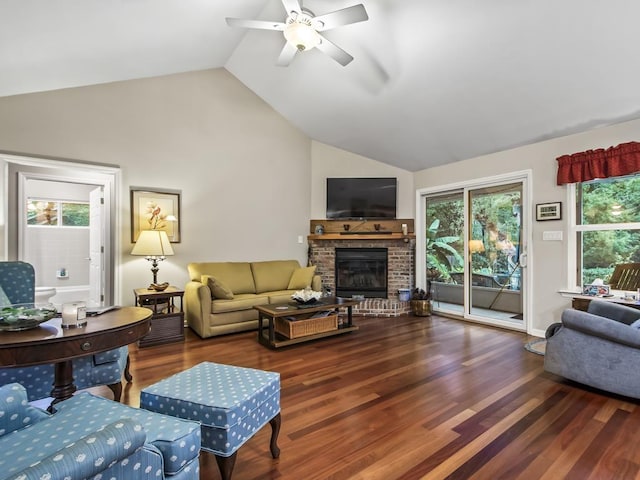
[185,260,321,338]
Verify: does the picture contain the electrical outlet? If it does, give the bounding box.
[297,235,304,244]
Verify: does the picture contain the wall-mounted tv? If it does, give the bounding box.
[326,177,397,219]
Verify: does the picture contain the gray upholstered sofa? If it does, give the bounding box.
[185,260,321,338]
[545,300,640,398]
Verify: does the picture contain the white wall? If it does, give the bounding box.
[0,68,312,305]
[413,117,640,334]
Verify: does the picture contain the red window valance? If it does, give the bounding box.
[556,141,640,185]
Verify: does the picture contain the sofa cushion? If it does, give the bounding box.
[202,275,234,299]
[189,262,256,294]
[251,260,300,294]
[211,294,269,314]
[54,392,201,477]
[0,383,49,436]
[287,266,317,290]
[0,417,150,480]
[268,290,297,304]
[4,419,148,480]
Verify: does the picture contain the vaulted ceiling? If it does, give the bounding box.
[2,0,640,171]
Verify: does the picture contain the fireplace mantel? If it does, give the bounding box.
[308,233,415,241]
[309,219,414,236]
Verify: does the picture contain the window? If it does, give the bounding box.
[574,174,640,287]
[27,199,90,227]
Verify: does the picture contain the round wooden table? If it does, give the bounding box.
[0,306,151,409]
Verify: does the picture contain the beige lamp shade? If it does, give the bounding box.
[131,230,174,257]
[468,239,485,254]
[131,230,174,286]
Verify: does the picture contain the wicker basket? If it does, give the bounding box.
[274,314,338,339]
[411,299,432,317]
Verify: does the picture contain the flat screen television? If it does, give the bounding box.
[326,177,397,219]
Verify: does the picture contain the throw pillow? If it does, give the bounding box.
[202,275,234,300]
[287,266,317,290]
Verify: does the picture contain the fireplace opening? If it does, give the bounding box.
[335,248,388,298]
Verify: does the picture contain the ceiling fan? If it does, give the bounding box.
[226,0,369,67]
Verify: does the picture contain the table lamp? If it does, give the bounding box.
[469,239,485,254]
[131,230,174,287]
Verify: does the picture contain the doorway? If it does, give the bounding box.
[2,153,119,308]
[416,171,531,331]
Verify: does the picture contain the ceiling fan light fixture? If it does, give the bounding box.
[226,3,368,66]
[284,20,320,51]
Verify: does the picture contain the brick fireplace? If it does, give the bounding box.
[308,237,415,317]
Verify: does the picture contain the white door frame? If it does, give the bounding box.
[89,186,105,306]
[2,153,120,306]
[415,170,533,333]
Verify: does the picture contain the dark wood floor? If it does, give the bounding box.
[116,314,640,480]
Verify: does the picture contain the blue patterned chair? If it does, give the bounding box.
[0,261,130,402]
[0,383,201,480]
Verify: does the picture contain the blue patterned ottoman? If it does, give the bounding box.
[140,362,281,480]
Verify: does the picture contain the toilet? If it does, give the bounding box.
[35,287,57,304]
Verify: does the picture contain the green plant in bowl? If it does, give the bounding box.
[0,303,58,329]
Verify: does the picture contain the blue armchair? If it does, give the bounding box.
[0,261,130,402]
[0,383,200,480]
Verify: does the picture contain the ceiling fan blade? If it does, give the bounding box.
[225,18,286,31]
[277,42,299,67]
[281,0,302,16]
[316,35,354,66]
[313,4,369,31]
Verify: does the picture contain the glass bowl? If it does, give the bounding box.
[0,303,58,331]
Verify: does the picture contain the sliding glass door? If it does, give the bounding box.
[421,174,528,330]
[425,191,465,313]
[468,183,523,323]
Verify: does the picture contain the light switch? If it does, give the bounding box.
[297,235,304,244]
[542,231,563,241]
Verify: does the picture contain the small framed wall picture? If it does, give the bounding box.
[536,202,562,221]
[130,187,181,243]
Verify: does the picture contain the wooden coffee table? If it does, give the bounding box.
[255,296,359,349]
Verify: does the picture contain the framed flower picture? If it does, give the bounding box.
[130,188,181,243]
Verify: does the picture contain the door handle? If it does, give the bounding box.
[519,253,527,267]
